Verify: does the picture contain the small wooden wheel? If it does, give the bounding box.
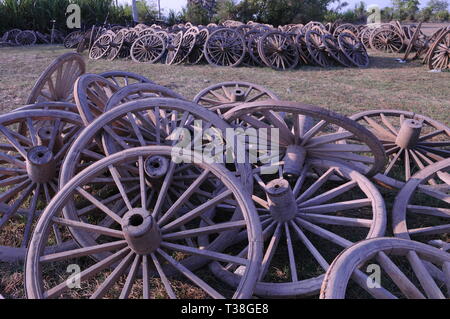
[89,33,112,60]
[204,28,246,67]
[25,146,262,299]
[27,52,86,104]
[224,100,387,176]
[74,74,119,125]
[207,159,386,297]
[322,34,353,67]
[333,23,359,37]
[338,32,370,67]
[169,31,197,65]
[369,28,404,53]
[64,31,84,48]
[131,34,166,63]
[99,71,153,87]
[306,30,335,67]
[393,158,450,245]
[106,31,125,61]
[428,29,450,70]
[344,109,450,188]
[320,237,450,299]
[15,30,36,46]
[193,81,279,114]
[186,28,209,64]
[7,29,21,42]
[257,31,299,70]
[0,109,83,262]
[105,83,186,110]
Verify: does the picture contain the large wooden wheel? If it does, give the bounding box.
[257,31,299,70]
[322,34,353,67]
[393,158,450,245]
[25,146,262,299]
[74,74,119,125]
[89,33,112,60]
[15,30,36,46]
[187,28,209,65]
[170,31,197,65]
[338,32,369,67]
[295,33,315,65]
[306,30,335,67]
[165,31,183,65]
[204,29,246,67]
[27,53,86,104]
[105,83,186,110]
[428,29,450,70]
[344,110,450,188]
[193,81,279,114]
[207,159,386,297]
[369,28,404,53]
[245,30,265,66]
[99,71,153,87]
[131,34,166,64]
[320,238,450,299]
[0,110,83,262]
[223,100,387,177]
[106,31,125,61]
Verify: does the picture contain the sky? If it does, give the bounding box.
[124,0,431,14]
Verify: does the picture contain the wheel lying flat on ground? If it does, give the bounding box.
[344,109,450,188]
[207,158,386,297]
[131,34,166,63]
[320,237,450,299]
[224,100,387,177]
[27,53,86,104]
[0,110,84,262]
[338,32,369,67]
[393,158,450,246]
[99,71,154,87]
[193,81,279,114]
[25,146,263,299]
[204,29,246,67]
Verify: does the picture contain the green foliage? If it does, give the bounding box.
[183,3,210,25]
[391,0,420,20]
[215,0,238,23]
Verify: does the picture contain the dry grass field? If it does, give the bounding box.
[0,44,448,299]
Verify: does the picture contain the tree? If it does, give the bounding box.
[215,0,238,22]
[426,0,449,13]
[184,3,210,24]
[391,0,420,20]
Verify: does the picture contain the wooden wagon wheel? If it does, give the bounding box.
[204,28,246,67]
[322,34,353,67]
[165,31,183,65]
[99,71,153,87]
[15,30,37,46]
[343,109,450,188]
[333,23,359,37]
[303,21,326,32]
[369,28,404,53]
[131,34,166,63]
[320,237,450,299]
[6,29,21,42]
[402,22,424,61]
[89,33,112,60]
[359,27,373,49]
[64,31,84,48]
[25,146,262,299]
[106,31,125,61]
[245,30,265,66]
[257,31,299,70]
[428,29,450,70]
[27,52,86,104]
[295,33,315,65]
[193,81,279,114]
[338,32,370,67]
[306,30,335,67]
[14,101,77,113]
[421,27,446,64]
[105,83,185,110]
[35,31,50,44]
[392,158,450,246]
[74,74,119,125]
[187,28,209,65]
[0,110,83,262]
[206,158,386,297]
[168,31,196,65]
[224,100,387,177]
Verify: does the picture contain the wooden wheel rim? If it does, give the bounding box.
[257,31,299,70]
[25,146,263,299]
[338,32,369,68]
[98,71,153,87]
[322,34,353,67]
[204,29,246,67]
[131,34,166,64]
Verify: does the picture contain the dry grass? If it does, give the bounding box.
[0,44,448,299]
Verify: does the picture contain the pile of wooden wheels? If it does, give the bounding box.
[78,21,370,69]
[0,53,448,299]
[0,29,64,47]
[362,21,450,71]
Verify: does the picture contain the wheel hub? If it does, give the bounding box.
[395,119,423,149]
[26,145,56,183]
[144,155,169,188]
[265,178,297,222]
[283,145,306,178]
[122,208,161,255]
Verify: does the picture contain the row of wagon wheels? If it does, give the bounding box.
[66,21,370,69]
[0,52,448,299]
[0,29,64,47]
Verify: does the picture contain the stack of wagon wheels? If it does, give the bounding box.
[0,50,448,299]
[0,28,65,47]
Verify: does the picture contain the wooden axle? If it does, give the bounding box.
[37,126,63,152]
[395,119,422,149]
[122,209,161,255]
[265,178,297,222]
[230,88,246,102]
[144,155,169,188]
[283,145,306,178]
[26,146,56,183]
